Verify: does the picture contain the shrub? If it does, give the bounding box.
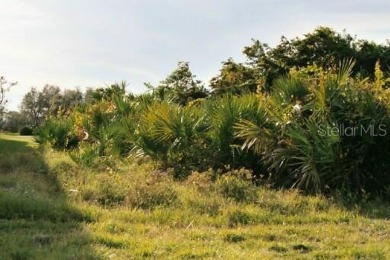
[36,118,74,150]
[19,126,33,136]
[205,94,265,170]
[235,63,390,196]
[69,144,100,168]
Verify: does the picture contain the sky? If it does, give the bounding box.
[1,0,390,111]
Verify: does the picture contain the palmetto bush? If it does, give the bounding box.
[132,101,208,174]
[36,117,75,150]
[36,62,390,197]
[131,95,267,175]
[235,62,390,195]
[263,118,340,192]
[204,94,267,171]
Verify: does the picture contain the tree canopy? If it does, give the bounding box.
[211,27,390,94]
[148,62,209,105]
[20,85,84,128]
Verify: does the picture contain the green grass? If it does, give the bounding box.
[0,133,38,153]
[1,133,390,259]
[0,134,98,259]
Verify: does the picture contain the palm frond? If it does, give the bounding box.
[337,58,355,85]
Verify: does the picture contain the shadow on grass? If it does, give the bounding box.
[0,135,100,259]
[333,194,390,220]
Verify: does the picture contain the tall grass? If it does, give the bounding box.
[2,133,390,259]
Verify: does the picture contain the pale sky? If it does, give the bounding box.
[1,0,390,111]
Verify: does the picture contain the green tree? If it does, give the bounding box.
[38,85,62,116]
[210,58,258,95]
[87,82,127,103]
[355,39,390,78]
[21,85,87,127]
[150,62,209,105]
[241,27,390,90]
[62,88,83,111]
[1,111,29,132]
[21,87,43,128]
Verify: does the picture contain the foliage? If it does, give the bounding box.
[133,101,208,174]
[0,111,29,132]
[69,143,100,168]
[37,60,390,196]
[20,86,51,128]
[32,28,390,197]
[241,26,390,91]
[36,117,75,150]
[20,85,84,128]
[19,126,33,136]
[235,61,390,195]
[210,58,258,95]
[148,61,209,105]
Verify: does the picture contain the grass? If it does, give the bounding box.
[0,133,38,153]
[1,133,390,259]
[0,133,97,259]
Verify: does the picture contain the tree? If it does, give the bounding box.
[38,85,62,116]
[21,85,87,127]
[21,87,43,128]
[0,76,17,116]
[210,58,258,95]
[150,62,209,105]
[355,39,390,78]
[61,88,83,112]
[1,111,29,132]
[87,82,127,103]
[240,27,390,90]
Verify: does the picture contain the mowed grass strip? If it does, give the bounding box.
[0,133,38,153]
[0,134,99,259]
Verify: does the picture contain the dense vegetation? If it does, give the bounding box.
[33,60,390,198]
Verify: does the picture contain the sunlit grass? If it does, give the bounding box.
[0,133,38,153]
